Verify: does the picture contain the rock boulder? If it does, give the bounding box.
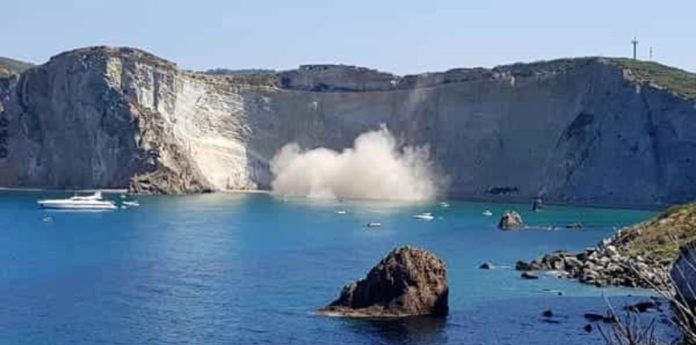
[319,246,448,318]
[498,211,524,230]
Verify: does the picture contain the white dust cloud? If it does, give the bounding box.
[270,126,440,201]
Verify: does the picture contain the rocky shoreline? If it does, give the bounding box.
[514,203,696,289]
[515,243,669,289]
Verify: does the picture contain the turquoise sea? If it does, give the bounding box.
[0,192,680,344]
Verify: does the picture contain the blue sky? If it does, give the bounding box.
[2,0,694,74]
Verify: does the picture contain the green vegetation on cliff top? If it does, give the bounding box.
[608,58,696,100]
[0,57,35,77]
[2,48,696,100]
[614,203,696,262]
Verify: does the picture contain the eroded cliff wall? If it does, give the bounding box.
[1,46,695,207]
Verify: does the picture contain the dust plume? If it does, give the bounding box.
[270,126,441,201]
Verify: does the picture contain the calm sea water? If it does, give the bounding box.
[0,192,680,344]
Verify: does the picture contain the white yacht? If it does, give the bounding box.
[412,212,435,221]
[37,191,117,210]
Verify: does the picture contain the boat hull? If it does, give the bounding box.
[37,201,117,210]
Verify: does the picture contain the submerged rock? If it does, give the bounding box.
[319,246,448,318]
[479,262,493,270]
[515,260,535,271]
[625,301,660,313]
[583,313,605,322]
[498,211,524,230]
[521,272,539,280]
[583,312,617,323]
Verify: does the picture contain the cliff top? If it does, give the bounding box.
[0,56,35,78]
[274,58,696,97]
[613,203,696,262]
[606,58,696,100]
[50,46,179,72]
[15,46,696,98]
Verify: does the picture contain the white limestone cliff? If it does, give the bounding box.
[0,46,695,208]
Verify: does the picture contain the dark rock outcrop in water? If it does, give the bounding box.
[1,46,696,205]
[479,262,493,270]
[532,198,544,212]
[498,211,524,230]
[319,246,448,318]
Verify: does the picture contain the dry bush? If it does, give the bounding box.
[600,244,696,345]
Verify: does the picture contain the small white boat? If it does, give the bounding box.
[412,212,435,221]
[439,202,450,208]
[37,191,117,210]
[335,210,347,214]
[122,200,140,207]
[482,210,493,216]
[366,222,382,228]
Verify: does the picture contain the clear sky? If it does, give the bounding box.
[2,0,694,75]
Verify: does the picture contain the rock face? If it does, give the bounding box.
[498,211,524,230]
[319,246,448,318]
[2,46,696,205]
[672,241,696,308]
[0,48,215,192]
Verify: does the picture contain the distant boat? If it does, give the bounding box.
[122,200,140,207]
[37,191,117,210]
[336,210,347,214]
[412,212,435,221]
[366,222,382,228]
[439,202,450,208]
[482,210,493,216]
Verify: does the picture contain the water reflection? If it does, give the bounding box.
[343,316,446,344]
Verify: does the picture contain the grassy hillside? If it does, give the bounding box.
[0,57,35,78]
[613,203,696,262]
[608,58,696,100]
